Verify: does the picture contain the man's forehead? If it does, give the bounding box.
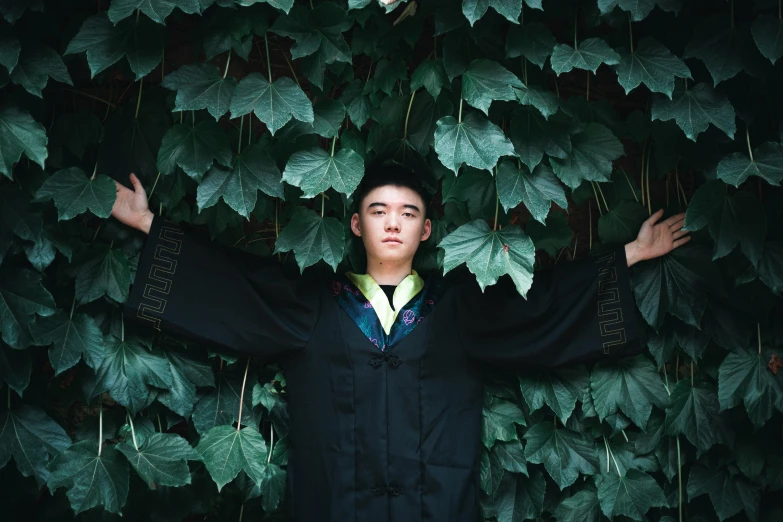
[363,185,422,205]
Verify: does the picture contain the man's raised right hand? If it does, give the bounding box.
[112,173,155,235]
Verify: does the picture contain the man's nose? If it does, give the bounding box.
[386,217,400,231]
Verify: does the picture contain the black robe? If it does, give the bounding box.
[123,215,642,522]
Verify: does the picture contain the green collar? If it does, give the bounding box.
[345,270,425,335]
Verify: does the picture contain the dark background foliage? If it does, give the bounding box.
[1,0,782,520]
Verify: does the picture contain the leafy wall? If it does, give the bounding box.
[0,0,782,520]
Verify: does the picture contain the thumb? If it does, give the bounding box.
[129,173,146,197]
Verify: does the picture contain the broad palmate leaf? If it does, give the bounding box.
[439,220,535,296]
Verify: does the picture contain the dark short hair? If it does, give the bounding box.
[352,162,432,219]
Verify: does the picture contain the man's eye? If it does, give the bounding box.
[404,213,413,217]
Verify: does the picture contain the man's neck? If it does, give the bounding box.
[365,256,413,286]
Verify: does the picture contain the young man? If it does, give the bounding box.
[113,165,689,522]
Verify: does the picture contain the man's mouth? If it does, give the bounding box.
[383,238,402,244]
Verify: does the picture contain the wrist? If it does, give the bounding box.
[624,240,643,267]
[138,210,155,235]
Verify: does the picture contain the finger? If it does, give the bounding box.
[645,208,664,225]
[668,215,687,228]
[672,236,691,248]
[129,173,144,194]
[672,229,688,239]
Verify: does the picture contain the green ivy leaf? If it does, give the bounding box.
[758,240,783,295]
[155,348,215,418]
[508,108,571,171]
[339,80,372,128]
[0,342,30,396]
[0,31,20,73]
[505,22,556,69]
[192,370,259,435]
[108,0,200,25]
[0,1,42,23]
[651,83,736,141]
[550,38,621,75]
[514,84,560,120]
[495,469,546,522]
[32,168,116,221]
[496,160,567,224]
[590,355,668,429]
[282,146,364,197]
[718,348,783,429]
[46,440,129,515]
[162,64,236,120]
[434,112,516,174]
[270,4,351,88]
[664,380,733,455]
[646,318,710,366]
[65,14,163,79]
[752,15,783,64]
[684,15,747,86]
[523,421,599,489]
[372,58,407,95]
[598,0,657,21]
[157,120,233,181]
[29,311,103,377]
[550,123,624,190]
[493,440,527,475]
[614,37,691,97]
[443,168,496,220]
[195,425,268,492]
[411,59,449,99]
[480,448,504,495]
[683,181,767,266]
[481,397,526,449]
[197,145,283,218]
[553,484,601,522]
[597,200,648,245]
[526,209,572,257]
[83,335,174,415]
[116,432,201,489]
[74,246,131,305]
[687,464,760,521]
[0,404,71,486]
[230,74,314,136]
[462,0,522,26]
[0,266,56,349]
[273,207,345,272]
[631,244,718,331]
[9,42,72,97]
[716,142,783,187]
[461,59,524,115]
[518,366,589,424]
[0,107,48,179]
[439,220,536,296]
[595,469,667,520]
[259,462,286,512]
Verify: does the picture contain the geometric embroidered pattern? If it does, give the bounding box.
[593,248,626,354]
[136,219,183,331]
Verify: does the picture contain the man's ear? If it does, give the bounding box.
[421,218,432,241]
[350,212,362,237]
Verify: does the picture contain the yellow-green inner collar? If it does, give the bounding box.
[345,270,425,335]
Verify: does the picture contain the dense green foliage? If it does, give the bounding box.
[1,0,782,520]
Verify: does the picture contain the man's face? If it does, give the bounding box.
[350,184,431,265]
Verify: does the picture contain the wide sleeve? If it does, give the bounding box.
[122,214,320,360]
[455,244,642,372]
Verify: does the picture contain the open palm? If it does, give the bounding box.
[634,209,691,261]
[111,172,151,231]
